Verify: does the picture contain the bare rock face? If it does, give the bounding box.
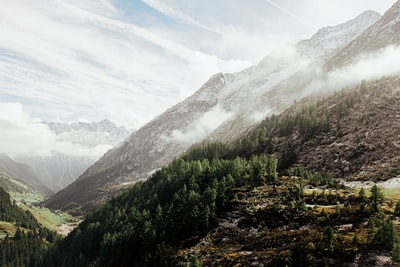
[44,11,381,213]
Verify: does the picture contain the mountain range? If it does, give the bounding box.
[16,119,129,193]
[45,2,400,214]
[39,65,400,267]
[2,1,400,266]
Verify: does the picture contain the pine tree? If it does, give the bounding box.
[369,184,384,212]
[358,187,366,201]
[393,241,400,263]
[394,201,400,216]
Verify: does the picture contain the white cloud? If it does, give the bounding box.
[165,105,234,144]
[0,0,250,129]
[140,0,223,34]
[0,0,397,135]
[264,0,318,30]
[0,102,112,158]
[304,45,400,96]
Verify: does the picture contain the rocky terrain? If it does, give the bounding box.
[178,177,400,267]
[328,1,400,69]
[265,75,400,182]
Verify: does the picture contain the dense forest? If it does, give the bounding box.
[1,77,399,266]
[37,143,400,266]
[0,187,59,267]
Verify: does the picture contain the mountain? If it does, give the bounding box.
[328,1,400,69]
[16,119,129,193]
[0,154,52,195]
[44,11,381,213]
[16,155,94,194]
[45,119,129,145]
[38,76,400,266]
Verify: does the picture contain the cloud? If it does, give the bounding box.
[264,0,318,30]
[304,45,400,96]
[140,0,223,34]
[0,0,250,129]
[0,102,112,158]
[0,0,397,132]
[165,105,234,144]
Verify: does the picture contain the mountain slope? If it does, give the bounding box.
[0,186,59,267]
[39,75,400,267]
[0,154,52,195]
[44,11,381,213]
[328,1,400,69]
[245,75,400,182]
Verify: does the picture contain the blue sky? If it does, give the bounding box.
[0,0,397,157]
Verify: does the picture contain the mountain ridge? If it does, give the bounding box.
[44,9,383,213]
[38,74,400,267]
[327,1,400,69]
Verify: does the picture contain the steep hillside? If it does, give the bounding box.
[44,11,380,213]
[38,76,400,266]
[0,154,51,195]
[239,76,400,183]
[328,1,400,69]
[0,186,59,267]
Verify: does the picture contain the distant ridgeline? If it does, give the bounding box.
[35,77,400,266]
[0,187,59,267]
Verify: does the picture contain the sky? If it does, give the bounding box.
[0,0,397,157]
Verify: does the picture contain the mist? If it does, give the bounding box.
[304,45,400,97]
[0,102,112,158]
[165,105,234,144]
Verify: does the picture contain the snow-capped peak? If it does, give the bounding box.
[296,10,381,59]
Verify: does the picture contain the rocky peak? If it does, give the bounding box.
[296,10,381,59]
[327,1,400,69]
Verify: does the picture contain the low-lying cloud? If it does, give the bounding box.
[166,105,234,144]
[304,45,400,96]
[0,102,112,158]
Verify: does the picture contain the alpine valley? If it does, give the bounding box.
[44,8,385,213]
[1,1,400,267]
[16,119,129,193]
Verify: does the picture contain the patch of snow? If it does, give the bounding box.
[342,176,400,189]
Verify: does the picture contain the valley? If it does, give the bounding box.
[0,1,400,266]
[36,76,400,266]
[11,192,80,236]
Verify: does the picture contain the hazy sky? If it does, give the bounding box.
[0,0,397,130]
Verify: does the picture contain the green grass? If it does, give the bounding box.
[19,203,78,231]
[383,188,400,200]
[11,192,46,204]
[10,191,81,235]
